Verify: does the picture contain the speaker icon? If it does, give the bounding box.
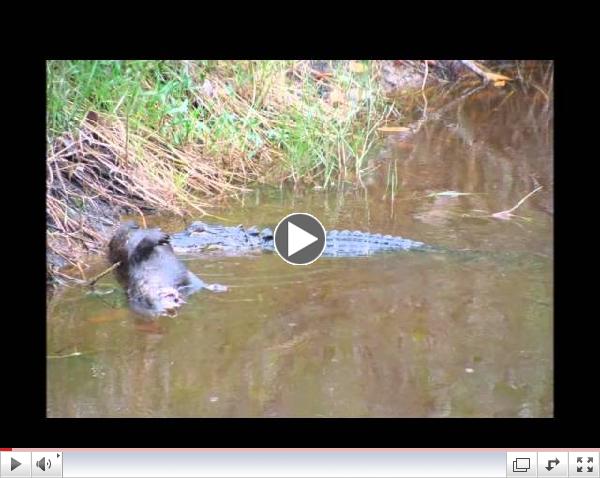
[36,457,52,471]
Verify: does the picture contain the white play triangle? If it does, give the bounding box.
[288,221,318,256]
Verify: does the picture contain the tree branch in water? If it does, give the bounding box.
[491,186,543,220]
[86,261,121,288]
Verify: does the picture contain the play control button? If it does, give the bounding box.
[1,452,32,476]
[274,213,326,265]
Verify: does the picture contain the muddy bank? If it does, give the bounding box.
[46,111,242,284]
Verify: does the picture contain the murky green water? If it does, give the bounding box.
[47,85,553,417]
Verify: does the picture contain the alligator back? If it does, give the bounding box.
[321,229,433,256]
[170,221,432,257]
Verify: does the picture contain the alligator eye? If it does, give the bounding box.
[260,228,274,239]
[188,222,206,233]
[247,226,260,236]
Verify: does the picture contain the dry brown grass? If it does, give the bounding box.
[46,111,251,284]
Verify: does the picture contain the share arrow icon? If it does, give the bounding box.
[546,458,560,471]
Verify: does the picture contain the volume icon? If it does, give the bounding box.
[36,457,51,471]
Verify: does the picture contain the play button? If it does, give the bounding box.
[0,453,31,476]
[274,213,326,265]
[287,221,318,256]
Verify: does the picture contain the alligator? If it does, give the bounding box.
[169,220,436,257]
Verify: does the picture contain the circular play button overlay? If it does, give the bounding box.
[274,213,327,265]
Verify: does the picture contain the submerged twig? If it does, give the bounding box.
[491,186,543,220]
[460,60,512,85]
[47,352,85,359]
[86,261,121,288]
[421,60,429,118]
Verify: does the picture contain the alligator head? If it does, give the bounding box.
[170,221,275,254]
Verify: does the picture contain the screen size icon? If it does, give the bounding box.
[508,452,538,477]
[514,458,532,472]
